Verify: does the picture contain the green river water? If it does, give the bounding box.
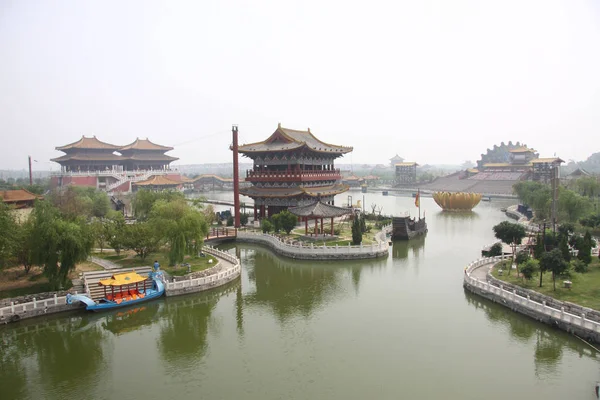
[1,191,599,400]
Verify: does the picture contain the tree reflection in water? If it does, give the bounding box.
[391,236,426,260]
[236,244,385,322]
[464,291,598,380]
[0,314,109,400]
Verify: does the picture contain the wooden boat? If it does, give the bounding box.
[391,216,427,240]
[67,271,165,311]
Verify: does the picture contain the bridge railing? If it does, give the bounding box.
[0,294,70,320]
[237,225,391,256]
[164,246,241,291]
[464,256,600,333]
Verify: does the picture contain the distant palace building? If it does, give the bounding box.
[238,124,352,219]
[395,162,418,185]
[50,136,181,192]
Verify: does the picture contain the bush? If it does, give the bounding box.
[572,259,589,273]
[261,219,273,233]
[520,259,538,281]
[488,242,503,257]
[515,250,530,266]
[226,215,234,226]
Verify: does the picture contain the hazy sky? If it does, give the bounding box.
[1,0,599,171]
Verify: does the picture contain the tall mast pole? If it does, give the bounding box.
[28,156,33,186]
[232,125,241,228]
[418,188,421,220]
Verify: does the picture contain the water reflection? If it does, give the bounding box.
[434,210,481,220]
[464,291,598,379]
[235,245,385,321]
[158,281,240,367]
[391,236,426,260]
[0,314,110,400]
[101,302,162,336]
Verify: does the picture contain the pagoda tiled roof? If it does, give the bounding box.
[119,138,174,151]
[395,162,418,167]
[133,175,182,186]
[1,189,43,203]
[56,136,121,151]
[288,200,352,218]
[508,146,536,153]
[240,184,349,198]
[238,124,352,155]
[531,157,564,164]
[51,153,124,162]
[124,154,178,161]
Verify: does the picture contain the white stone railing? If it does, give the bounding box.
[464,256,600,333]
[237,226,390,257]
[52,169,176,177]
[164,246,241,291]
[0,294,69,320]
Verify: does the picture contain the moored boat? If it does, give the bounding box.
[391,216,427,240]
[67,271,165,311]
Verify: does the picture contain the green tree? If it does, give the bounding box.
[240,213,249,226]
[13,218,36,274]
[540,249,568,291]
[261,219,273,233]
[132,190,185,221]
[106,211,126,255]
[0,202,18,268]
[352,213,362,245]
[91,193,110,218]
[277,211,298,234]
[515,250,530,266]
[533,234,545,260]
[558,189,592,223]
[493,221,526,276]
[271,213,282,233]
[576,176,600,198]
[30,201,94,289]
[360,213,367,233]
[148,199,208,266]
[513,181,551,220]
[488,242,503,257]
[123,222,159,261]
[558,236,571,262]
[521,259,538,281]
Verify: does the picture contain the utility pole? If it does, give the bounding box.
[550,164,559,234]
[232,125,241,228]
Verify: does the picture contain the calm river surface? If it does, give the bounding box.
[2,190,599,400]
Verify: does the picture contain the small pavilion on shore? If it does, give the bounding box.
[132,175,182,192]
[288,200,353,236]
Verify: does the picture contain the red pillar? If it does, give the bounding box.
[305,217,308,234]
[232,125,241,228]
[254,205,257,221]
[331,217,334,235]
[321,217,323,235]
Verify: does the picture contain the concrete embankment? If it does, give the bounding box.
[464,256,600,344]
[235,229,390,260]
[0,247,241,325]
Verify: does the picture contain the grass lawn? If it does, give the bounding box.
[284,219,379,246]
[93,250,217,277]
[491,259,600,311]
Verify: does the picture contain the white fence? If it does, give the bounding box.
[165,246,241,292]
[0,294,69,320]
[464,256,600,333]
[236,225,390,257]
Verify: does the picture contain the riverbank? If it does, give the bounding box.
[0,247,241,324]
[464,256,600,344]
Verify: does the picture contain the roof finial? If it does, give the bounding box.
[278,122,281,129]
[308,127,311,133]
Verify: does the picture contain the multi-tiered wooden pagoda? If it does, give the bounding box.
[238,124,352,219]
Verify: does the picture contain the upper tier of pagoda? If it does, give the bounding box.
[238,124,353,157]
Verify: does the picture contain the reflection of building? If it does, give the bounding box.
[532,158,564,184]
[238,124,352,219]
[395,162,418,185]
[50,136,181,192]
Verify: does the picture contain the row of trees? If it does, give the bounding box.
[493,221,598,291]
[260,211,298,234]
[1,188,210,289]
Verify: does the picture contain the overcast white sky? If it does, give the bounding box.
[1,0,599,171]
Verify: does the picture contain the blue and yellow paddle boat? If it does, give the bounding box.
[67,270,165,311]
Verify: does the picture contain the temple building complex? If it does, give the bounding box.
[238,124,352,219]
[50,136,182,192]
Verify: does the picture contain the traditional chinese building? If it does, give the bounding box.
[238,124,352,219]
[51,136,180,192]
[531,158,564,183]
[119,138,177,171]
[395,162,418,185]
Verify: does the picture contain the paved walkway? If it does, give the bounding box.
[470,261,493,281]
[89,256,125,270]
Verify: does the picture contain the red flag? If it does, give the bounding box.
[415,191,420,208]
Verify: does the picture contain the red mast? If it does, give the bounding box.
[232,125,241,228]
[28,156,33,186]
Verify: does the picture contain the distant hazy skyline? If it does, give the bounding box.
[1,0,599,171]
